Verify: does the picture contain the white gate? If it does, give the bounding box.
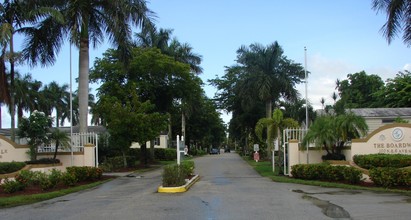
[282,128,307,175]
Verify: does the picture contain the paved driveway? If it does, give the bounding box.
[0,153,409,220]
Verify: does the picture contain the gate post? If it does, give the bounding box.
[83,143,96,167]
[288,139,299,176]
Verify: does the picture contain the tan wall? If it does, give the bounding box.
[0,135,30,162]
[0,134,96,170]
[352,123,411,158]
[130,134,168,149]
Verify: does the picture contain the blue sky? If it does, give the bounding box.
[2,0,411,128]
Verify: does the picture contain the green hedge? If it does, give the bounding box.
[0,161,26,174]
[291,163,362,184]
[162,160,195,187]
[66,166,103,182]
[154,148,177,161]
[353,154,411,169]
[369,167,411,188]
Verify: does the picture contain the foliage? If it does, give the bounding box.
[1,178,25,194]
[291,164,362,184]
[374,71,411,107]
[303,112,368,160]
[61,172,78,187]
[335,71,384,110]
[372,0,411,46]
[369,167,411,188]
[154,148,177,161]
[15,170,35,187]
[25,158,60,165]
[353,154,411,169]
[66,167,103,182]
[0,162,26,174]
[162,161,195,187]
[17,110,53,160]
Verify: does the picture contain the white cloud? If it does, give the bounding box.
[403,63,411,71]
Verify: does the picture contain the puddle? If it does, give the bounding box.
[303,195,351,219]
[125,174,143,178]
[293,189,352,219]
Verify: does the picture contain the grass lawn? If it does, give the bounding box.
[243,156,411,196]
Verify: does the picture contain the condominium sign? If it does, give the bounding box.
[352,124,411,156]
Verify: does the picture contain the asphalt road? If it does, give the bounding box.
[0,152,410,220]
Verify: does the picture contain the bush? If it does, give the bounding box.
[353,154,411,169]
[25,158,60,165]
[66,166,103,182]
[1,178,25,193]
[369,167,411,188]
[162,161,195,187]
[61,172,78,186]
[0,161,26,174]
[291,163,362,184]
[154,148,176,161]
[15,170,36,186]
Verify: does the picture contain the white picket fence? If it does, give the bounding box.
[38,132,98,153]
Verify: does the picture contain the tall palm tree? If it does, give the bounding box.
[0,0,62,140]
[372,0,411,46]
[14,73,42,126]
[320,97,325,110]
[42,81,69,127]
[236,42,305,120]
[23,0,155,133]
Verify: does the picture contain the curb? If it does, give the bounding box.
[158,174,200,193]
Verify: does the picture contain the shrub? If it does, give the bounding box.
[1,178,25,193]
[66,166,103,182]
[369,167,411,188]
[61,172,78,186]
[25,158,60,165]
[291,163,362,184]
[155,148,177,161]
[161,161,195,187]
[0,161,26,174]
[353,154,411,169]
[15,170,36,186]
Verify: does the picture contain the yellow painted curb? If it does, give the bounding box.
[158,175,200,193]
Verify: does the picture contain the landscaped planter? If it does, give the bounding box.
[158,174,200,193]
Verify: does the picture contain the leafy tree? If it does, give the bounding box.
[94,86,168,167]
[17,110,53,160]
[375,70,411,107]
[303,112,368,160]
[14,73,42,125]
[23,0,154,133]
[335,71,385,111]
[372,0,411,46]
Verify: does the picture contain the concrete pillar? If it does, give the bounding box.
[288,139,299,176]
[83,143,95,167]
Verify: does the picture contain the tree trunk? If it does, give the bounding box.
[78,37,90,134]
[168,116,172,148]
[122,150,127,168]
[53,141,59,160]
[150,139,155,162]
[140,143,148,167]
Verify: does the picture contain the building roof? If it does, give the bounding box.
[348,108,411,118]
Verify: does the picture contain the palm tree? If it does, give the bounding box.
[255,108,299,161]
[236,42,305,119]
[372,0,411,46]
[14,73,42,126]
[49,129,69,160]
[0,0,62,140]
[320,97,325,110]
[41,81,69,127]
[331,92,338,105]
[23,0,155,133]
[303,112,368,160]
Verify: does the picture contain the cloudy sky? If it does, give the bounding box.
[2,0,411,127]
